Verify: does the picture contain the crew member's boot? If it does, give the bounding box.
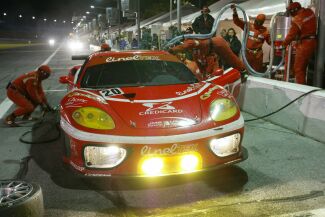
[5,113,18,127]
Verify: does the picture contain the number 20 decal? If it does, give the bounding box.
[99,88,124,99]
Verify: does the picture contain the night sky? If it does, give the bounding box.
[1,0,115,24]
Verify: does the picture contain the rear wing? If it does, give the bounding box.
[71,55,88,60]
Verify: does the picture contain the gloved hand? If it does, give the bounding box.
[41,103,54,112]
[240,69,249,83]
[231,4,237,15]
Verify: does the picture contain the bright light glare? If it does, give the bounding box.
[180,155,199,172]
[4,13,7,16]
[48,39,55,46]
[68,40,83,51]
[141,158,163,176]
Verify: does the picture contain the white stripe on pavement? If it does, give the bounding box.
[0,45,62,119]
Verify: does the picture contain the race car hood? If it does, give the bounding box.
[92,83,208,129]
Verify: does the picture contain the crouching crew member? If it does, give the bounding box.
[5,65,53,127]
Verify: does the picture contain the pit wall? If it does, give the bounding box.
[238,77,325,144]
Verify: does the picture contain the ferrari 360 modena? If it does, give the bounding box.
[59,50,247,177]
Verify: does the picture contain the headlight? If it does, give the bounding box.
[209,133,241,157]
[180,154,200,172]
[84,146,127,168]
[210,98,238,122]
[141,158,164,176]
[49,39,55,46]
[68,40,83,50]
[72,107,115,130]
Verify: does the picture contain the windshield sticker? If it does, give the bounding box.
[99,88,124,99]
[139,102,183,116]
[106,55,160,63]
[176,83,203,96]
[141,144,198,156]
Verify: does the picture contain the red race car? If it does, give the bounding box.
[59,50,247,177]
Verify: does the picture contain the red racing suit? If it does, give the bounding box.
[170,36,246,78]
[283,8,317,84]
[233,14,270,72]
[7,71,47,116]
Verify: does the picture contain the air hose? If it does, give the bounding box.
[19,106,61,144]
[244,89,323,122]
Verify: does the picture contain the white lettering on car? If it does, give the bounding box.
[99,88,124,99]
[65,97,88,107]
[139,102,183,116]
[106,55,160,63]
[176,83,203,96]
[141,144,198,156]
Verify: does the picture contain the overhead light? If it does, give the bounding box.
[71,21,74,24]
[86,11,90,14]
[90,5,95,9]
[18,14,22,18]
[43,18,47,21]
[63,20,66,23]
[54,19,57,22]
[32,16,35,19]
[83,16,86,19]
[3,13,7,16]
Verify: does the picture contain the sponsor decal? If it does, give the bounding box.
[70,161,85,171]
[99,88,124,99]
[176,83,203,96]
[65,97,88,107]
[148,120,179,128]
[200,85,220,100]
[139,102,183,116]
[67,91,107,104]
[106,55,160,63]
[141,143,198,156]
[200,85,230,100]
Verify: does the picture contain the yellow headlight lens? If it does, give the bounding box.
[210,98,238,122]
[72,107,115,130]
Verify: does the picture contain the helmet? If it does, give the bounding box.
[38,65,51,80]
[100,43,111,51]
[254,14,266,27]
[287,2,301,16]
[201,6,210,13]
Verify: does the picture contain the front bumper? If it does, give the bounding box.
[61,116,246,177]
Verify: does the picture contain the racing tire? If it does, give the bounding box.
[0,180,44,217]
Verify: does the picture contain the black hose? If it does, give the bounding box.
[245,89,323,122]
[19,108,61,144]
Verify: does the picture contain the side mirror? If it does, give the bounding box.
[59,76,72,84]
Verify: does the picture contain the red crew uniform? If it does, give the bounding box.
[283,2,317,84]
[5,65,52,126]
[170,36,246,78]
[232,5,270,72]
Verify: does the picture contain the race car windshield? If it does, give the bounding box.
[80,60,199,88]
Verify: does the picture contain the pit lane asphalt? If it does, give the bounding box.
[0,44,324,217]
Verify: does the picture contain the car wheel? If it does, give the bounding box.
[0,180,44,217]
